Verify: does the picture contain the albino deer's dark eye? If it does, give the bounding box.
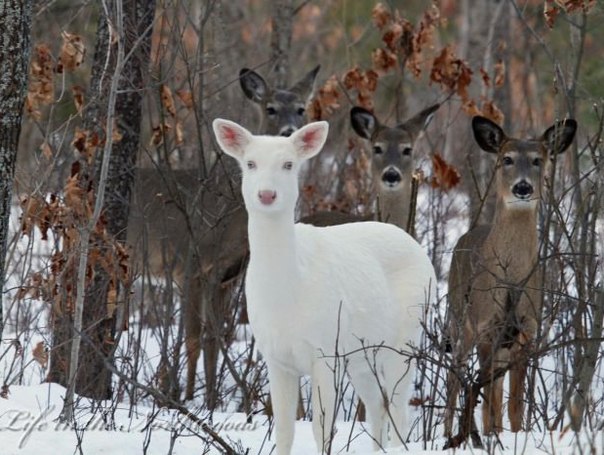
[283,161,293,170]
[266,106,277,116]
[532,157,542,167]
[246,161,256,170]
[502,156,513,166]
[297,107,305,116]
[373,145,383,155]
[402,147,412,156]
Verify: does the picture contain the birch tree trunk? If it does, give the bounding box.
[0,0,33,341]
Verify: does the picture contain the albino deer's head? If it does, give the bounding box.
[472,116,577,209]
[350,104,440,193]
[213,119,329,215]
[239,66,320,137]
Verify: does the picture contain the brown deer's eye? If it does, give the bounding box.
[502,156,513,166]
[373,145,383,155]
[532,157,542,167]
[402,147,412,156]
[297,107,305,116]
[266,106,277,116]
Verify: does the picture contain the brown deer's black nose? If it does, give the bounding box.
[512,181,533,199]
[280,126,296,137]
[382,168,402,186]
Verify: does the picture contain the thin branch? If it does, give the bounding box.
[61,0,125,423]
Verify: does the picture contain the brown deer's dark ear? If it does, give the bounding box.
[289,65,320,102]
[350,107,378,140]
[542,118,577,154]
[239,68,269,103]
[472,116,506,154]
[400,103,440,138]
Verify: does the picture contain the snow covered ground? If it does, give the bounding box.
[1,191,603,454]
[0,383,602,454]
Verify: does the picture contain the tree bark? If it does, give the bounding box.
[47,0,156,401]
[0,0,33,341]
[78,0,156,400]
[460,0,510,226]
[269,0,293,88]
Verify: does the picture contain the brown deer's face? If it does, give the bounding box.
[472,116,577,210]
[350,104,440,193]
[239,66,320,137]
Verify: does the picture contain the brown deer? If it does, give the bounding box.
[350,104,440,233]
[239,65,320,136]
[444,116,577,440]
[129,66,322,408]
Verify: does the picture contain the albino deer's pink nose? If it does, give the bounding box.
[258,190,277,205]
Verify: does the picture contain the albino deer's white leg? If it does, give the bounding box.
[267,365,300,455]
[311,361,338,453]
[382,351,414,447]
[348,366,387,449]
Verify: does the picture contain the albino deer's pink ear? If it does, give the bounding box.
[290,121,329,160]
[212,119,252,159]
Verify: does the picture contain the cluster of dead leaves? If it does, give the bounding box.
[429,153,461,191]
[371,3,505,127]
[428,45,504,124]
[308,67,378,120]
[343,67,379,111]
[430,45,473,102]
[308,75,341,120]
[72,119,124,165]
[18,163,131,329]
[26,33,86,120]
[32,342,49,369]
[371,2,442,77]
[26,44,54,120]
[151,84,190,146]
[56,31,86,73]
[544,0,595,28]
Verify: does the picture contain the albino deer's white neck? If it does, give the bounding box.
[377,182,412,231]
[246,210,298,293]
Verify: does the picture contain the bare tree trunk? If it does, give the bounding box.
[0,0,33,341]
[564,11,598,432]
[460,0,509,226]
[270,0,293,88]
[48,0,156,402]
[78,0,156,400]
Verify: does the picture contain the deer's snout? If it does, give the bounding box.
[512,180,534,199]
[382,167,402,186]
[258,190,277,205]
[279,126,296,137]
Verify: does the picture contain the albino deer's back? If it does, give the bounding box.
[246,221,434,373]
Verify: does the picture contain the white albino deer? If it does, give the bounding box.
[129,66,322,407]
[350,104,440,233]
[444,116,577,440]
[212,118,436,454]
